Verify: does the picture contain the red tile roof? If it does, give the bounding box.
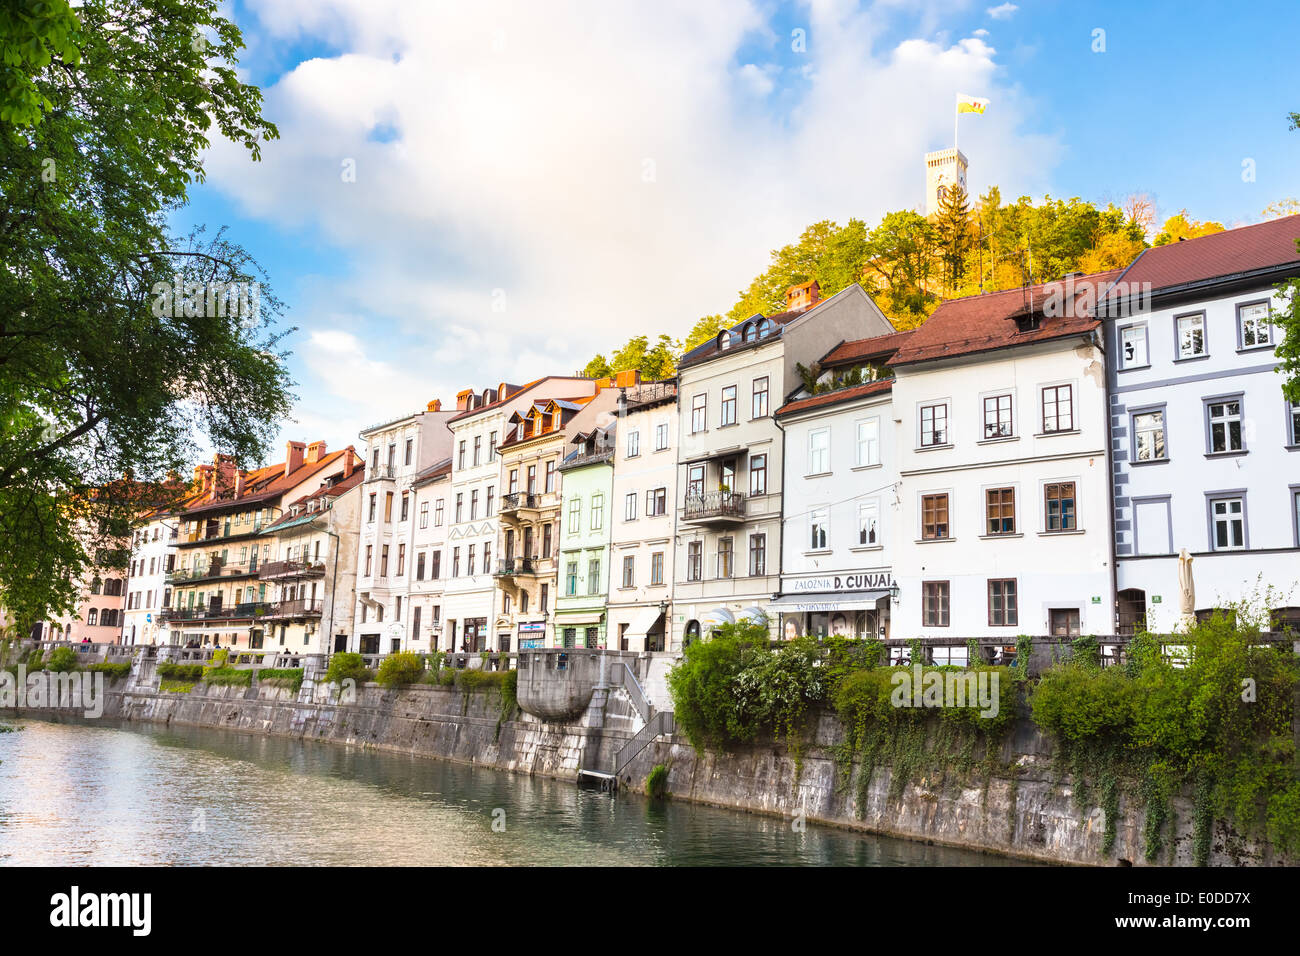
[821,329,915,368]
[891,270,1122,366]
[181,448,358,517]
[1106,215,1300,296]
[776,379,895,417]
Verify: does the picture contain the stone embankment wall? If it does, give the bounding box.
[4,673,1290,867]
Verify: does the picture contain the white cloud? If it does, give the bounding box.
[986,3,1018,20]
[209,1,1060,451]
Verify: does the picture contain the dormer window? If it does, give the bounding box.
[1015,313,1041,333]
[755,318,772,338]
[718,330,732,351]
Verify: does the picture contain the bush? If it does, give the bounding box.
[202,667,253,687]
[456,668,508,692]
[256,668,304,693]
[88,662,131,679]
[666,622,773,750]
[45,646,80,673]
[376,651,424,687]
[1031,664,1134,742]
[646,763,669,800]
[324,652,371,685]
[157,662,204,681]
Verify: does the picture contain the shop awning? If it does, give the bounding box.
[625,605,664,639]
[699,607,735,629]
[769,590,889,614]
[553,611,605,626]
[735,606,769,625]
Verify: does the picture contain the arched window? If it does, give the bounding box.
[742,323,756,343]
[683,620,701,647]
[755,318,773,338]
[717,330,732,351]
[87,608,98,626]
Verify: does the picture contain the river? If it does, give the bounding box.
[0,718,1027,866]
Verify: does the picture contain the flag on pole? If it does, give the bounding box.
[956,94,990,114]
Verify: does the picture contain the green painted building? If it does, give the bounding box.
[553,424,616,648]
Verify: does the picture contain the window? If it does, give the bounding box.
[1290,402,1300,446]
[1207,399,1243,453]
[627,429,640,458]
[1210,497,1245,550]
[1238,301,1272,349]
[568,497,581,534]
[716,537,733,578]
[858,500,879,546]
[721,385,737,426]
[566,561,578,596]
[588,558,601,594]
[368,494,377,522]
[400,494,410,522]
[486,485,494,516]
[622,555,635,588]
[921,494,949,540]
[404,438,413,466]
[396,544,406,577]
[540,584,549,612]
[380,545,389,577]
[856,418,880,465]
[752,377,769,419]
[985,487,1016,535]
[982,395,1012,439]
[809,508,829,550]
[748,534,766,576]
[749,454,767,496]
[416,552,426,580]
[473,435,482,466]
[455,494,463,523]
[483,545,491,574]
[591,493,604,531]
[1044,482,1077,532]
[1042,385,1074,433]
[508,469,519,494]
[651,551,664,585]
[452,547,460,577]
[920,403,948,446]
[457,440,466,470]
[922,582,950,627]
[364,545,373,576]
[687,464,704,499]
[542,524,553,558]
[691,394,706,433]
[419,502,429,529]
[1120,324,1148,368]
[988,579,1018,626]
[489,431,497,460]
[687,541,702,582]
[434,499,444,526]
[646,487,667,516]
[655,422,669,450]
[808,428,830,474]
[1049,609,1080,637]
[625,492,638,521]
[470,489,478,519]
[432,551,441,579]
[1133,410,1167,461]
[1177,313,1206,359]
[384,491,394,522]
[527,465,537,494]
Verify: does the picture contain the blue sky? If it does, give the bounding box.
[178,0,1300,461]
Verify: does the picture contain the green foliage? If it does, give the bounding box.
[375,651,424,687]
[324,652,370,685]
[665,621,780,751]
[455,668,509,692]
[159,679,196,694]
[88,661,131,678]
[201,667,252,687]
[45,646,80,673]
[157,662,204,681]
[646,763,669,800]
[1275,253,1300,405]
[0,0,288,629]
[256,668,303,693]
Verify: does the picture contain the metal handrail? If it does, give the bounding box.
[613,711,675,778]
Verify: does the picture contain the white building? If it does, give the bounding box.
[354,400,455,655]
[124,514,177,646]
[607,380,679,651]
[405,457,452,653]
[672,281,895,644]
[771,329,911,641]
[890,272,1119,650]
[441,377,596,653]
[1105,216,1300,633]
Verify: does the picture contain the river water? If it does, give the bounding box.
[0,718,1025,866]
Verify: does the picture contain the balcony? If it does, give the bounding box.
[500,492,539,514]
[263,598,323,619]
[166,557,262,584]
[259,560,326,581]
[681,491,747,525]
[366,464,396,481]
[157,602,273,623]
[561,445,615,471]
[495,557,537,577]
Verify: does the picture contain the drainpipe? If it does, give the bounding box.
[1096,328,1120,640]
[308,517,342,657]
[772,413,788,643]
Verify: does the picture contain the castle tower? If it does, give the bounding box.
[924,148,968,216]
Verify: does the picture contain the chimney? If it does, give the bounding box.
[234,469,248,497]
[456,388,474,411]
[284,440,306,478]
[427,399,442,412]
[343,445,357,479]
[785,280,820,312]
[617,388,628,419]
[306,440,327,464]
[213,454,237,494]
[615,369,639,388]
[193,464,215,498]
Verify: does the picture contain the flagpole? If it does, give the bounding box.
[954,100,959,154]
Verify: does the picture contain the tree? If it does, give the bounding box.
[1275,112,1300,404]
[1153,210,1225,246]
[0,0,81,126]
[934,185,972,293]
[863,210,938,328]
[0,0,289,627]
[1263,198,1300,220]
[682,314,730,353]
